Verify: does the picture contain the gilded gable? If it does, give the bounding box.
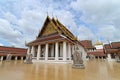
[40,22,57,36]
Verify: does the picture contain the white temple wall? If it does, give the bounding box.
[95,45,103,49]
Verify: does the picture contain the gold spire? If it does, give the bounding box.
[94,40,103,45]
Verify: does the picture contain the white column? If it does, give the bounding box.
[51,44,54,57]
[37,45,41,60]
[55,42,59,61]
[27,47,30,54]
[1,56,3,61]
[63,41,67,61]
[68,44,71,60]
[21,57,23,60]
[45,44,48,61]
[15,56,18,60]
[31,46,35,57]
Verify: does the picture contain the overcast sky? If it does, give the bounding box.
[0,0,120,47]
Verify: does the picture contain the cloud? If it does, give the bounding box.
[98,25,120,41]
[70,0,120,42]
[1,0,120,47]
[3,12,17,24]
[0,18,23,46]
[0,0,78,47]
[78,25,96,40]
[0,19,22,38]
[0,43,4,46]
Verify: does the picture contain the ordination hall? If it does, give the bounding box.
[26,16,86,63]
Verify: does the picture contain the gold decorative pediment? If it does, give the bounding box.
[40,22,57,36]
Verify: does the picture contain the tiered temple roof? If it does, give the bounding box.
[27,16,81,46]
[80,40,106,56]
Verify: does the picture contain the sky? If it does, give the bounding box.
[0,0,120,47]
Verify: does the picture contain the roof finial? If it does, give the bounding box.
[46,11,48,16]
[25,40,27,45]
[52,12,54,19]
[56,16,58,20]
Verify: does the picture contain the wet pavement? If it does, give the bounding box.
[0,60,120,80]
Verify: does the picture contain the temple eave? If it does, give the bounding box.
[27,38,76,46]
[105,49,119,53]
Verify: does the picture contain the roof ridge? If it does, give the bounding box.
[0,46,26,49]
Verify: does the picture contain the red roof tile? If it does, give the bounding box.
[80,40,95,49]
[104,44,111,49]
[104,42,120,54]
[0,46,27,56]
[111,42,120,48]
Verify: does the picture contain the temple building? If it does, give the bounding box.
[81,40,106,59]
[26,16,87,63]
[0,46,27,61]
[80,40,96,51]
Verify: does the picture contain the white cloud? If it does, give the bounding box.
[0,19,21,38]
[0,18,23,47]
[0,43,4,46]
[98,25,120,41]
[3,12,17,24]
[78,25,96,40]
[1,0,120,47]
[70,0,120,42]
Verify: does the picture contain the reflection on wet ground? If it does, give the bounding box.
[0,60,120,80]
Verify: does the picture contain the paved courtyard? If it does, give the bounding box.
[0,60,120,80]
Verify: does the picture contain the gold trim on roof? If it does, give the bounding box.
[56,19,76,40]
[37,16,59,38]
[37,15,76,41]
